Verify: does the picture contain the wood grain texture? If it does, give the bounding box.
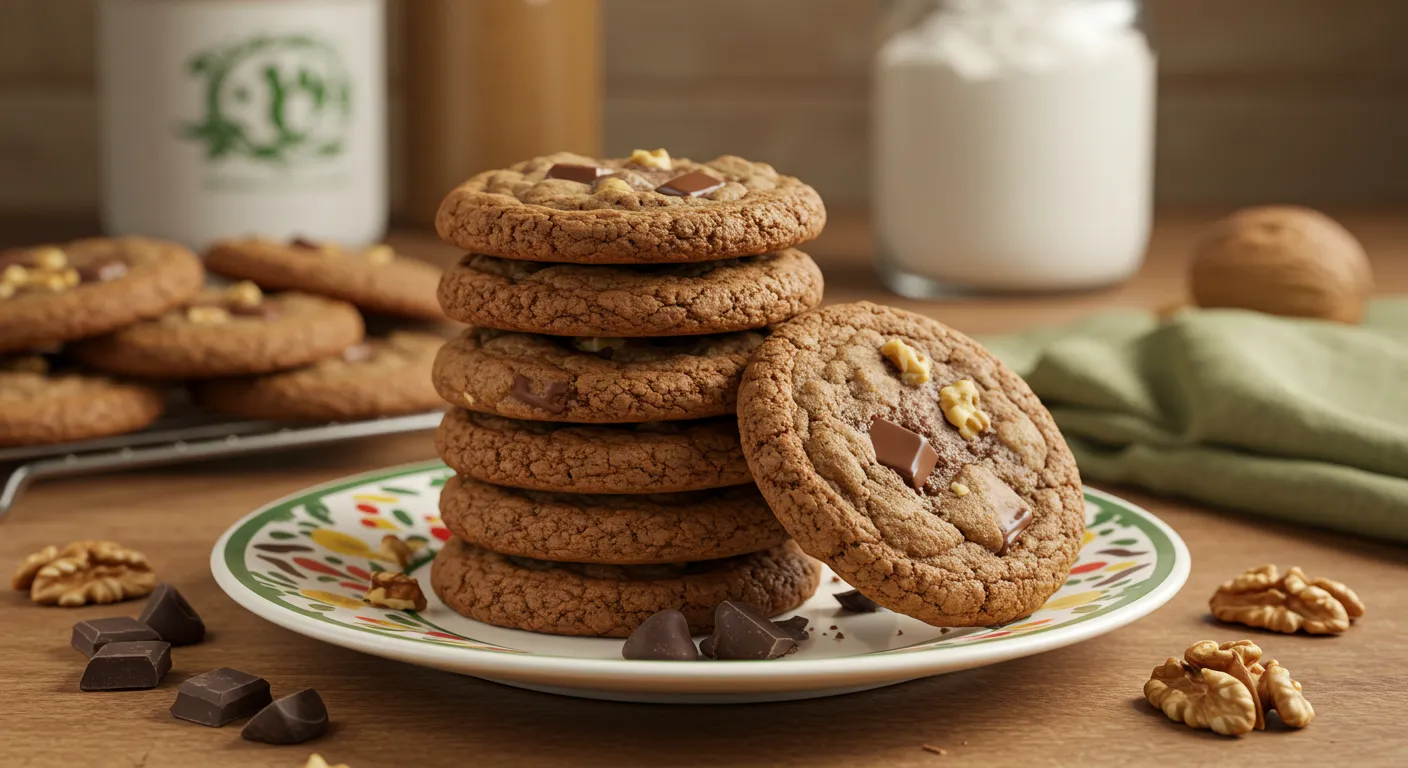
[0,214,1406,767]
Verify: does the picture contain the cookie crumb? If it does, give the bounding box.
[897,629,904,636]
[830,576,840,584]
[829,625,838,630]
[921,744,948,756]
[835,632,845,640]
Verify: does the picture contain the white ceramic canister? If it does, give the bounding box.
[99,0,388,250]
[873,0,1156,295]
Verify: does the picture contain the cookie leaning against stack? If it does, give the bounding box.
[429,149,827,636]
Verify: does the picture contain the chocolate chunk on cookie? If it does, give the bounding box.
[438,476,786,564]
[437,250,824,337]
[205,238,443,321]
[193,332,443,421]
[0,356,165,447]
[70,287,365,380]
[0,238,203,353]
[430,537,820,637]
[435,151,826,264]
[432,328,763,423]
[737,302,1084,627]
[435,410,751,494]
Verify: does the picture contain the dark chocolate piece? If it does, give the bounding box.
[656,171,725,198]
[510,374,568,414]
[704,601,797,660]
[834,589,882,613]
[79,641,171,691]
[76,258,128,283]
[1001,506,1034,555]
[869,417,939,490]
[170,667,272,727]
[72,617,161,658]
[773,615,810,642]
[241,689,329,745]
[546,163,608,183]
[622,609,699,661]
[138,583,206,646]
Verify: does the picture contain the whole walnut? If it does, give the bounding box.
[1190,206,1373,324]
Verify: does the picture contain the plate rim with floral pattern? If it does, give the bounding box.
[211,460,1189,698]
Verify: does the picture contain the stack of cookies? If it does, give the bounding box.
[1,236,446,449]
[427,149,829,637]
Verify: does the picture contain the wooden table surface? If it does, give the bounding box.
[2,213,1406,767]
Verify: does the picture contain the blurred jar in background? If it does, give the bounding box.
[100,0,388,249]
[404,0,601,225]
[873,0,1155,295]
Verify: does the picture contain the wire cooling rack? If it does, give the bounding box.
[0,407,442,521]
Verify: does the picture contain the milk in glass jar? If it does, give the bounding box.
[873,0,1155,295]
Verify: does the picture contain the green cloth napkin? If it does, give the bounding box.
[985,300,1408,543]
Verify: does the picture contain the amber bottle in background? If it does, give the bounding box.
[403,0,602,226]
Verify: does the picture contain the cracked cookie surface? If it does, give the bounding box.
[439,476,786,564]
[0,237,203,353]
[737,302,1084,626]
[430,537,820,637]
[437,250,823,337]
[435,152,826,264]
[0,363,165,447]
[436,410,751,494]
[206,238,444,321]
[432,327,764,423]
[71,291,365,380]
[194,332,444,421]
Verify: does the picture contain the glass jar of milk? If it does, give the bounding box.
[873,0,1155,295]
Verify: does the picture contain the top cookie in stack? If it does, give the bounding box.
[428,149,827,637]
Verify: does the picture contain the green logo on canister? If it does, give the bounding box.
[182,35,352,165]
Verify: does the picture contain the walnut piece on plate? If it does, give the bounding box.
[363,571,427,612]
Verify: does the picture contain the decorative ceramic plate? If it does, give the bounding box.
[212,461,1189,704]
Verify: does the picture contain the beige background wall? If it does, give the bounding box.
[2,0,1406,218]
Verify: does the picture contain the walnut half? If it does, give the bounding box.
[13,540,156,607]
[1145,639,1315,736]
[1210,564,1365,634]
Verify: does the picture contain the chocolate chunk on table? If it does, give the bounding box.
[703,601,797,660]
[622,609,699,661]
[242,689,330,745]
[79,641,171,691]
[834,589,882,613]
[139,583,206,646]
[72,617,160,658]
[171,667,272,727]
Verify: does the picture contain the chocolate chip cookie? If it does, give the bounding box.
[0,356,165,447]
[430,537,820,637]
[437,250,824,337]
[205,237,443,321]
[0,238,203,353]
[435,151,827,264]
[737,302,1084,627]
[70,284,364,380]
[193,332,443,421]
[435,410,751,494]
[439,476,785,564]
[432,328,763,423]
